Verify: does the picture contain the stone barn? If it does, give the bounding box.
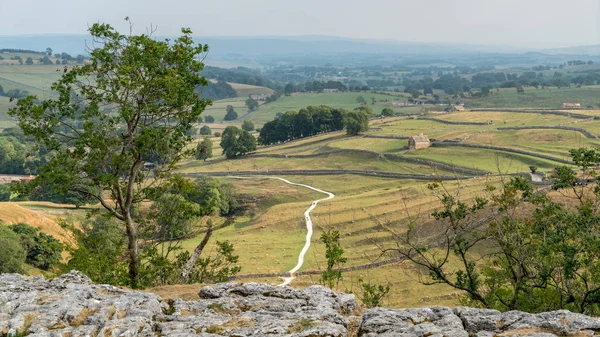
[563,103,581,109]
[408,134,431,150]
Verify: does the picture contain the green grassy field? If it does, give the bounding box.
[466,86,600,109]
[178,174,502,308]
[179,151,453,176]
[228,82,274,97]
[238,92,403,124]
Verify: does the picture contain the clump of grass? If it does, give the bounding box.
[287,318,315,333]
[206,325,224,334]
[206,303,239,315]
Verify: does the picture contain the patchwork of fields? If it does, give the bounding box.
[5,58,600,308]
[171,108,598,307]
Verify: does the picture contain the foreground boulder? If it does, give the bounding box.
[0,271,599,336]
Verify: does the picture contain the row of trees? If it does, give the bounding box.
[258,105,345,145]
[257,105,376,145]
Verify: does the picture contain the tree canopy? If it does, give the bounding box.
[196,136,213,161]
[8,23,210,288]
[224,105,238,121]
[220,126,256,158]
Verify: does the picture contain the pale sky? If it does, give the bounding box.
[1,0,600,49]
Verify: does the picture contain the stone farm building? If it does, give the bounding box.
[563,103,581,109]
[408,134,431,150]
[250,94,270,101]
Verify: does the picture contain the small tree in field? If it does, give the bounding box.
[343,108,370,135]
[9,23,210,288]
[199,125,212,135]
[245,96,258,112]
[242,120,254,132]
[320,230,347,289]
[220,126,256,158]
[381,107,394,117]
[196,136,213,161]
[224,105,238,121]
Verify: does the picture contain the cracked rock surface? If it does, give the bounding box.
[1,271,600,336]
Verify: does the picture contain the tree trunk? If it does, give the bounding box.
[125,215,139,289]
[179,225,213,284]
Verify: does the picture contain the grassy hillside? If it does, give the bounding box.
[239,92,402,124]
[227,82,274,97]
[0,202,77,245]
[466,86,600,109]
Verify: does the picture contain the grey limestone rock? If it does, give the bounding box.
[2,271,600,336]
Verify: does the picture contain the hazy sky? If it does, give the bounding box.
[1,0,600,49]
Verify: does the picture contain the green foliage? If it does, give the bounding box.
[10,223,63,270]
[65,217,130,286]
[356,95,366,105]
[245,96,259,112]
[220,126,256,158]
[195,137,213,161]
[241,120,254,132]
[176,240,241,284]
[28,180,97,208]
[189,176,237,216]
[204,115,215,123]
[0,136,31,174]
[199,125,212,135]
[380,107,395,117]
[224,105,238,121]
[258,105,345,145]
[0,226,26,273]
[343,108,370,136]
[393,160,600,314]
[200,80,237,100]
[0,184,11,201]
[358,278,391,308]
[320,230,347,289]
[145,193,201,240]
[9,23,210,288]
[25,57,33,65]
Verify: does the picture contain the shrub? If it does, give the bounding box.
[0,226,26,273]
[199,125,212,135]
[242,120,254,132]
[10,223,63,270]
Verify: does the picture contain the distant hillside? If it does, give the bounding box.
[2,35,600,67]
[0,34,511,56]
[542,44,600,56]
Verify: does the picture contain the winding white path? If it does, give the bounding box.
[224,176,335,286]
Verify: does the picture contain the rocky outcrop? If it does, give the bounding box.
[2,271,600,336]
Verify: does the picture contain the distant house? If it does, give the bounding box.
[250,94,270,101]
[323,89,338,93]
[453,105,466,112]
[408,134,431,151]
[563,103,581,109]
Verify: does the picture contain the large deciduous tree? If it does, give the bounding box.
[8,23,210,288]
[220,126,256,159]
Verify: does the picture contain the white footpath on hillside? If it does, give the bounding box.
[224,176,335,286]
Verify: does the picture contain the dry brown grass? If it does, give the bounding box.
[69,307,98,327]
[148,284,204,301]
[0,202,75,245]
[496,327,594,337]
